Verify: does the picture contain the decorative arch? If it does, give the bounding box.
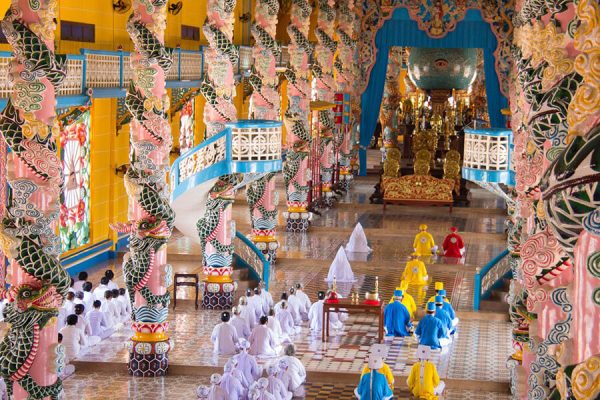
[357,6,512,174]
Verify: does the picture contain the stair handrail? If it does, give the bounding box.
[473,249,511,311]
[234,231,271,290]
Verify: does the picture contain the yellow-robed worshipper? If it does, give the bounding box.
[402,253,429,285]
[413,224,436,256]
[360,344,395,390]
[407,346,445,400]
[389,281,417,318]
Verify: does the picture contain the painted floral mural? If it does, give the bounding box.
[59,110,91,252]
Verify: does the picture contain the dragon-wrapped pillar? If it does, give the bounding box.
[0,0,71,398]
[508,1,600,398]
[247,0,280,262]
[111,0,175,377]
[283,0,313,233]
[199,0,240,308]
[334,1,357,191]
[313,0,337,207]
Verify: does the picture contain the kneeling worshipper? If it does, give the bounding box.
[360,344,394,390]
[287,287,306,325]
[442,226,465,258]
[267,308,286,345]
[384,290,413,337]
[59,314,87,362]
[220,359,246,400]
[211,311,239,355]
[388,281,417,318]
[413,224,437,257]
[231,306,251,340]
[438,289,458,327]
[73,304,101,347]
[402,253,429,285]
[57,333,76,380]
[86,300,115,339]
[250,316,279,357]
[434,296,454,337]
[275,344,307,397]
[196,374,227,400]
[239,296,257,330]
[294,283,311,320]
[247,288,265,322]
[234,339,263,387]
[259,281,274,311]
[407,345,445,400]
[275,301,297,336]
[250,378,276,400]
[254,287,270,317]
[354,352,394,400]
[308,291,346,334]
[266,364,293,400]
[415,303,448,350]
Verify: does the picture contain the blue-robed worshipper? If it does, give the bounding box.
[355,353,394,400]
[438,290,458,327]
[434,296,453,337]
[384,290,412,337]
[415,302,446,350]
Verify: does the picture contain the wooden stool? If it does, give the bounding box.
[173,273,199,310]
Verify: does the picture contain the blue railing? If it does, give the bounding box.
[234,231,271,290]
[0,45,290,107]
[462,128,515,186]
[170,120,283,203]
[473,249,511,310]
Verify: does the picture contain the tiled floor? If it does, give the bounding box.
[55,174,512,398]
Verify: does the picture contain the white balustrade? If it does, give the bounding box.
[85,53,121,88]
[463,129,511,171]
[231,124,282,162]
[58,57,84,96]
[177,136,227,184]
[0,55,11,98]
[179,52,202,81]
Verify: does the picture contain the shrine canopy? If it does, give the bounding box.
[359,8,509,175]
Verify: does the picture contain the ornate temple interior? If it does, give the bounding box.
[0,0,597,399]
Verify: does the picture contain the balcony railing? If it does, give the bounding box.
[473,249,511,310]
[463,128,515,186]
[0,45,291,107]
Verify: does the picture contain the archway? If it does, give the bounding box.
[358,8,509,175]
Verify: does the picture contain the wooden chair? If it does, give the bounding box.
[173,273,199,310]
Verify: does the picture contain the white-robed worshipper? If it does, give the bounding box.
[59,314,87,362]
[58,292,76,329]
[246,288,265,322]
[308,291,346,334]
[275,301,297,337]
[104,269,119,291]
[82,282,94,313]
[56,333,76,380]
[196,385,211,400]
[274,292,299,324]
[220,358,247,400]
[239,296,257,330]
[116,288,132,322]
[294,283,311,321]
[74,291,85,309]
[73,271,88,293]
[250,378,276,400]
[259,281,274,309]
[231,306,251,340]
[73,304,101,347]
[68,277,76,295]
[211,311,239,355]
[267,308,286,345]
[234,339,263,388]
[86,300,114,339]
[326,246,356,283]
[100,291,120,329]
[249,316,279,357]
[254,287,270,317]
[354,352,393,400]
[276,344,306,397]
[266,364,292,400]
[345,222,372,253]
[93,277,110,302]
[287,287,305,325]
[407,345,445,399]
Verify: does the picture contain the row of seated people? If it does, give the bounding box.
[212,284,348,359]
[197,342,306,400]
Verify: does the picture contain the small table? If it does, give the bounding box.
[322,300,385,343]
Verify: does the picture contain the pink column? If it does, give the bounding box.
[0,1,69,398]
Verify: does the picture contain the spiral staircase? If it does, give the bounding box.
[169,120,283,288]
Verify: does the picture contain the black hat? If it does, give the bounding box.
[221,311,231,322]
